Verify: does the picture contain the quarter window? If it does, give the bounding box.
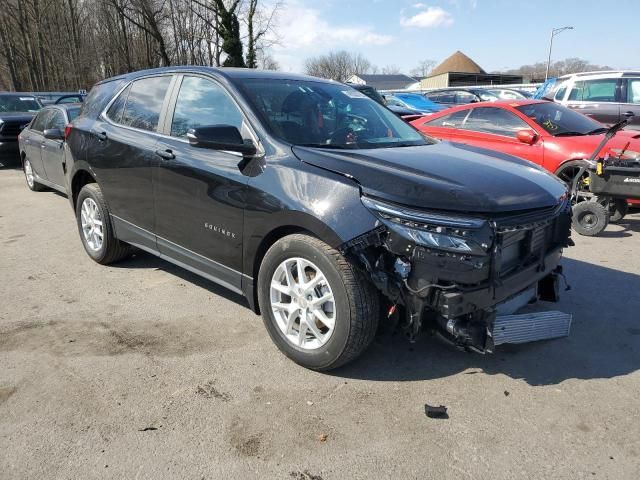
[106,84,131,124]
[462,107,529,137]
[120,76,172,132]
[568,79,618,102]
[170,76,243,138]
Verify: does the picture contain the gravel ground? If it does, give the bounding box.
[1,165,639,480]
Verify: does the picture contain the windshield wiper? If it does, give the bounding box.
[554,131,586,137]
[586,127,608,135]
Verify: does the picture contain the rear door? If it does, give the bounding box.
[22,109,51,177]
[40,107,67,187]
[153,74,255,290]
[85,74,175,250]
[565,78,621,125]
[621,77,640,130]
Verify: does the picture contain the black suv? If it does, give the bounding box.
[64,67,572,370]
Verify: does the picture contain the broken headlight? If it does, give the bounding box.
[361,196,490,255]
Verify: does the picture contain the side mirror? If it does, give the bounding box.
[187,125,257,156]
[516,129,538,145]
[43,128,64,140]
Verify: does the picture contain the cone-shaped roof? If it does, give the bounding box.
[430,51,486,76]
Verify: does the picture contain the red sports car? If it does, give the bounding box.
[411,100,640,190]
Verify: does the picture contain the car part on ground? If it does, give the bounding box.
[63,67,574,369]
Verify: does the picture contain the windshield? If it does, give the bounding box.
[0,95,42,113]
[236,78,427,149]
[516,102,603,136]
[396,94,441,110]
[476,90,499,101]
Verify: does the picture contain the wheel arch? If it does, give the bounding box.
[244,216,345,315]
[70,168,97,208]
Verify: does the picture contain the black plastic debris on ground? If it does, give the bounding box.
[138,427,158,431]
[425,404,448,419]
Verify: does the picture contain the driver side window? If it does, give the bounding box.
[170,76,244,138]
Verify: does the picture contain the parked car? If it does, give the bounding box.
[487,88,530,100]
[64,67,571,370]
[0,93,42,164]
[424,88,499,106]
[384,93,445,115]
[411,99,640,215]
[542,71,640,130]
[36,92,87,105]
[346,83,423,120]
[18,103,80,193]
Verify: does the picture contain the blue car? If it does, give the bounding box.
[386,93,445,115]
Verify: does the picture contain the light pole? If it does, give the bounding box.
[545,26,574,81]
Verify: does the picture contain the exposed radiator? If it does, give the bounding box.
[492,311,572,346]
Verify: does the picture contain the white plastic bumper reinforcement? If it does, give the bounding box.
[492,311,572,346]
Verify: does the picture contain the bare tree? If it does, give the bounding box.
[0,0,283,91]
[304,51,373,82]
[410,59,436,78]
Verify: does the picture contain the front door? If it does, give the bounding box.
[86,74,174,249]
[154,75,253,291]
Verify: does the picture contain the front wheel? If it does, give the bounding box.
[572,200,609,236]
[258,234,379,371]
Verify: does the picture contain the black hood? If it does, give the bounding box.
[292,142,567,213]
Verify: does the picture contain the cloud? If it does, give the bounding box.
[274,2,394,50]
[400,6,454,28]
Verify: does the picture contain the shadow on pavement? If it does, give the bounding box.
[335,257,640,386]
[112,250,250,308]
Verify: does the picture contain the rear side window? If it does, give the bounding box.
[120,76,172,132]
[31,110,53,132]
[170,76,243,138]
[568,79,617,102]
[47,110,66,130]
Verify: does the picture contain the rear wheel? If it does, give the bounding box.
[23,158,45,191]
[572,200,609,236]
[258,234,379,371]
[75,183,132,264]
[597,196,628,223]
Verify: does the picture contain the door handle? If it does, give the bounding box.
[92,130,107,141]
[155,149,175,160]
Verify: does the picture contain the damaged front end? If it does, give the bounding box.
[340,195,574,352]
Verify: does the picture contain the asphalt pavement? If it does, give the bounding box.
[1,165,639,479]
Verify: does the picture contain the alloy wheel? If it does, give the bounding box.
[80,198,104,251]
[270,257,336,350]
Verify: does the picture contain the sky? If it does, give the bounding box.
[268,0,640,74]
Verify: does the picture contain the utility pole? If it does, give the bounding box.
[545,26,574,81]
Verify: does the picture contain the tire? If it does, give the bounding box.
[257,233,380,371]
[23,158,45,191]
[597,197,628,223]
[75,183,132,264]
[555,160,591,201]
[572,201,609,236]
